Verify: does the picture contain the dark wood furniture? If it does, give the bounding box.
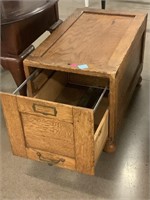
[1,9,147,175]
[1,0,60,95]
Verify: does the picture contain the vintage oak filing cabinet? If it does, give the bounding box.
[0,9,147,175]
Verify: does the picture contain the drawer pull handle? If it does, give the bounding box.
[37,152,65,166]
[32,103,57,116]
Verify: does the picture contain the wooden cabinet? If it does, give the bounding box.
[0,9,147,175]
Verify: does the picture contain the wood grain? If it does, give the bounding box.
[94,110,108,164]
[22,113,74,157]
[23,10,147,78]
[115,38,142,127]
[17,95,73,123]
[107,13,147,144]
[26,148,76,171]
[1,9,147,175]
[116,63,143,129]
[68,73,108,88]
[23,9,147,154]
[27,9,83,58]
[34,71,67,101]
[42,13,132,66]
[55,83,88,106]
[32,69,54,94]
[94,97,108,129]
[108,15,147,71]
[73,107,95,175]
[108,77,116,140]
[0,93,27,157]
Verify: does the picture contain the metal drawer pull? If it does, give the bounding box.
[37,152,65,166]
[32,103,57,116]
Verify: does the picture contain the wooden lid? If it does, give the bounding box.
[24,8,147,78]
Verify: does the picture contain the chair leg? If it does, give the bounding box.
[101,0,106,9]
[85,0,89,7]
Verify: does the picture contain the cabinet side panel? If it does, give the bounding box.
[73,108,95,175]
[107,15,147,143]
[116,33,144,129]
[0,93,27,157]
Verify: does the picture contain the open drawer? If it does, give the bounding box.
[0,70,109,175]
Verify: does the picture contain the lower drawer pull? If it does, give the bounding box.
[32,103,57,116]
[37,152,65,166]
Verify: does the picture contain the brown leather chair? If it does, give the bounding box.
[1,0,60,95]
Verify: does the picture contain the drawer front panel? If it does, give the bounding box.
[22,113,75,158]
[73,107,95,175]
[26,148,76,171]
[1,91,109,175]
[17,95,73,123]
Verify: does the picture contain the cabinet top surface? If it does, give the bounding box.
[24,8,147,78]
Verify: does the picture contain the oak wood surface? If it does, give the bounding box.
[22,113,75,157]
[0,8,147,175]
[94,109,108,164]
[32,69,54,94]
[0,93,27,157]
[68,73,108,88]
[23,8,147,157]
[55,83,88,106]
[24,9,147,78]
[107,15,146,74]
[16,95,73,123]
[73,107,95,175]
[41,14,132,69]
[34,71,67,101]
[26,148,76,171]
[115,38,142,127]
[94,97,108,130]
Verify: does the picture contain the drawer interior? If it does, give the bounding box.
[32,70,109,132]
[34,71,108,106]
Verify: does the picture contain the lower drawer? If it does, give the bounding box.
[27,148,76,171]
[0,70,109,175]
